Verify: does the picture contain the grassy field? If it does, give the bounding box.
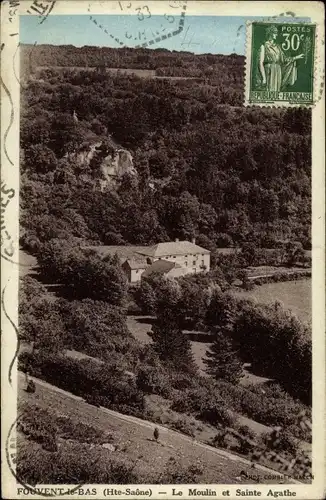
[234,279,311,324]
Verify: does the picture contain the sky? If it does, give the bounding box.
[20,15,263,55]
[20,15,309,56]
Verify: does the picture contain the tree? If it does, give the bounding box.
[38,241,128,305]
[19,277,65,353]
[178,278,208,328]
[241,242,259,267]
[151,313,197,375]
[69,251,127,305]
[134,279,157,315]
[58,298,131,357]
[285,241,306,267]
[232,300,311,403]
[205,289,237,330]
[24,144,58,174]
[204,328,243,384]
[49,113,87,157]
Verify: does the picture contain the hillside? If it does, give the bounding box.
[18,373,301,485]
[20,44,311,253]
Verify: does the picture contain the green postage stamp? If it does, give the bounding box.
[245,22,317,106]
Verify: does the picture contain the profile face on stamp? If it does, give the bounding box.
[248,22,316,105]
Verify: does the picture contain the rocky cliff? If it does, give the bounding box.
[66,140,137,190]
[99,148,137,190]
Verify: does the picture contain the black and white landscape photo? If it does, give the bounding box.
[16,10,313,489]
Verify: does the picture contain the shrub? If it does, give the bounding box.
[157,457,203,484]
[18,403,58,451]
[212,431,230,449]
[251,270,311,286]
[232,299,312,404]
[199,404,236,428]
[170,378,310,430]
[19,351,145,417]
[285,423,311,443]
[55,415,111,444]
[170,417,196,437]
[38,241,128,305]
[17,441,139,484]
[237,436,255,455]
[171,386,213,415]
[236,424,257,441]
[136,365,171,398]
[261,429,300,456]
[170,372,196,390]
[84,393,101,408]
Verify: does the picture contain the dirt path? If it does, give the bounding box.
[18,372,302,485]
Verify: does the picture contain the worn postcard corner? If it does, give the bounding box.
[1,1,325,500]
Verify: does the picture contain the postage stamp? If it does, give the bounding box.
[1,1,325,500]
[244,21,320,107]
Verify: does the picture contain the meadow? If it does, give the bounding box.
[234,279,311,325]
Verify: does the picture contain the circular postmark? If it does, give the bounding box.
[26,1,57,26]
[1,182,16,261]
[5,414,86,497]
[88,1,187,49]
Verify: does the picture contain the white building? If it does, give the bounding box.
[86,239,210,283]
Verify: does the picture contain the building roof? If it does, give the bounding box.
[84,240,210,262]
[142,259,181,278]
[84,245,149,262]
[136,241,210,258]
[123,259,147,270]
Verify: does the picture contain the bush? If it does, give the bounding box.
[84,393,101,408]
[19,401,113,450]
[212,431,233,450]
[261,429,300,456]
[19,351,145,417]
[171,386,211,414]
[170,372,196,391]
[237,437,255,455]
[236,424,257,440]
[18,403,58,452]
[232,299,312,404]
[157,457,204,484]
[170,417,196,437]
[17,441,139,484]
[136,365,171,398]
[199,404,236,428]
[38,241,128,305]
[251,270,311,286]
[170,378,310,431]
[285,422,311,443]
[55,415,111,444]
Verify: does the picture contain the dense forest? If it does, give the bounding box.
[20,44,311,254]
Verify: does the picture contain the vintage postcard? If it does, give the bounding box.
[1,1,325,499]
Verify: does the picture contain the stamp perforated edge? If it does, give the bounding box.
[244,20,323,108]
